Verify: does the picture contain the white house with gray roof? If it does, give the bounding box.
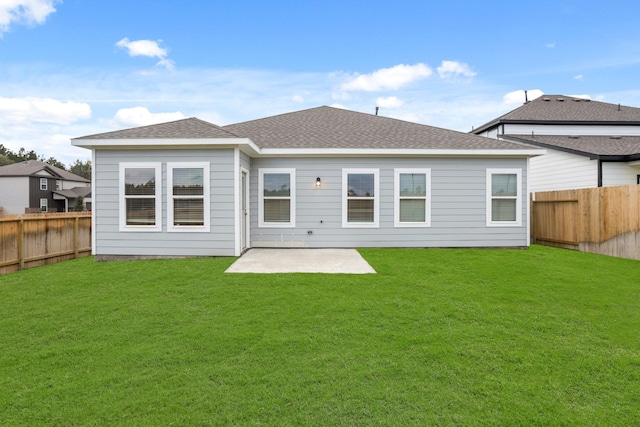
[72,106,543,259]
[472,95,640,191]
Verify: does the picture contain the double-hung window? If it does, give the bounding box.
[342,169,379,227]
[486,168,522,226]
[40,198,48,212]
[259,168,295,227]
[394,169,431,227]
[40,178,48,190]
[119,163,162,231]
[167,163,210,232]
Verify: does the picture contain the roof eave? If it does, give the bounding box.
[71,137,261,156]
[257,148,546,158]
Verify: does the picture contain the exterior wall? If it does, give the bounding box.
[94,149,237,257]
[602,162,640,187]
[0,177,29,214]
[529,149,597,192]
[250,157,529,248]
[503,123,640,136]
[29,176,57,212]
[61,180,90,190]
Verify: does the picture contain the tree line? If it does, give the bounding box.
[0,144,91,180]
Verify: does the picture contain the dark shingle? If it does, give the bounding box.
[74,118,240,140]
[223,106,526,150]
[504,134,640,157]
[0,160,90,182]
[474,95,640,133]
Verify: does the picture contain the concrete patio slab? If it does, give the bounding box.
[225,248,376,274]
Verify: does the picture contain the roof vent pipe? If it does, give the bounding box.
[375,106,379,116]
[618,103,621,111]
[524,90,529,103]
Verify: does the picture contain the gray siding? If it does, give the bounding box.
[94,149,237,257]
[0,177,29,214]
[251,157,529,248]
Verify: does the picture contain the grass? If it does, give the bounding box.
[1,245,639,426]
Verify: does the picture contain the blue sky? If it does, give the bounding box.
[2,0,640,164]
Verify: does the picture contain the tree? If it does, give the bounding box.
[74,196,85,212]
[42,156,67,170]
[0,154,11,166]
[69,159,92,180]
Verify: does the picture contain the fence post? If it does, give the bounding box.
[17,218,24,270]
[530,193,536,244]
[74,216,79,258]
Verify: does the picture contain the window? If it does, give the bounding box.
[40,198,48,212]
[486,169,522,226]
[40,178,48,190]
[342,169,379,227]
[167,163,210,232]
[56,180,62,190]
[394,169,431,227]
[259,169,295,227]
[119,163,162,231]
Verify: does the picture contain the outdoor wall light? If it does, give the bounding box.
[315,177,322,188]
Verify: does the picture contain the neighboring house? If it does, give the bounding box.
[0,160,91,214]
[72,106,543,259]
[472,95,640,192]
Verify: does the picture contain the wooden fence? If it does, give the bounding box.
[531,185,640,260]
[0,212,92,274]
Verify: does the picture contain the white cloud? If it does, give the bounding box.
[574,74,584,80]
[376,96,404,108]
[0,96,91,124]
[437,60,476,79]
[116,38,175,70]
[503,89,544,105]
[545,42,556,49]
[341,63,433,91]
[113,106,185,127]
[0,0,58,34]
[292,94,305,103]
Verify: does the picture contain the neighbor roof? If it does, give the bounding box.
[0,160,90,182]
[502,134,640,159]
[222,106,528,151]
[54,186,92,199]
[74,117,240,139]
[473,95,640,134]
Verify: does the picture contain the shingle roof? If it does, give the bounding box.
[503,134,640,157]
[74,117,240,139]
[0,160,90,182]
[474,95,640,133]
[53,186,92,199]
[222,106,527,150]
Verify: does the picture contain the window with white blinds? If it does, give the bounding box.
[486,169,522,226]
[168,163,210,232]
[259,169,295,227]
[394,169,431,227]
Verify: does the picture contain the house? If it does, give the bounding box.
[72,106,544,259]
[472,95,640,192]
[0,160,91,214]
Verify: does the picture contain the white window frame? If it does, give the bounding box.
[342,168,380,228]
[167,162,210,233]
[40,178,48,190]
[258,168,296,228]
[40,198,48,212]
[119,162,162,232]
[55,180,62,190]
[394,168,431,227]
[486,168,522,227]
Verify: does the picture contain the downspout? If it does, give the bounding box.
[597,159,603,187]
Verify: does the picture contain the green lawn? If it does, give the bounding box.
[1,245,639,426]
